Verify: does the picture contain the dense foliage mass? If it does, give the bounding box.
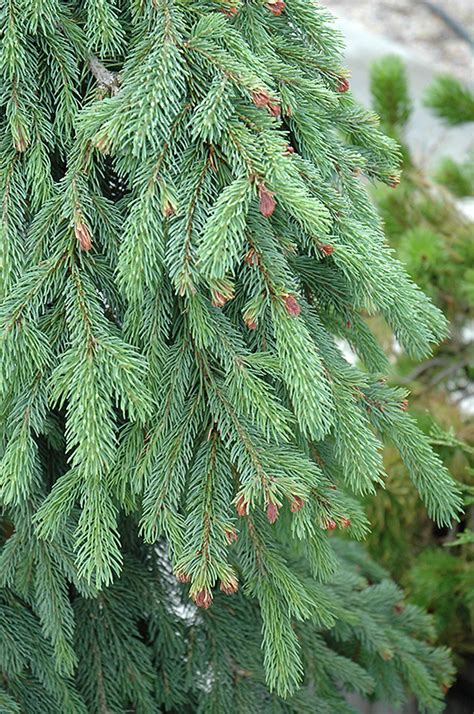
[0,3,463,712]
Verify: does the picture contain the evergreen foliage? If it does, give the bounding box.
[364,56,473,665]
[0,4,463,712]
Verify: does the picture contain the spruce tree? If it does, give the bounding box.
[0,2,464,712]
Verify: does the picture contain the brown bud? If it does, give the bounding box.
[235,494,249,517]
[394,603,404,614]
[193,589,213,609]
[290,496,305,513]
[225,527,238,545]
[163,200,176,217]
[175,571,191,584]
[341,517,351,529]
[388,175,401,189]
[252,90,271,108]
[244,248,259,267]
[283,294,301,317]
[212,290,228,308]
[400,399,409,412]
[246,318,257,331]
[75,222,92,252]
[324,519,337,531]
[220,576,239,595]
[266,0,285,15]
[336,77,350,93]
[222,4,238,16]
[284,144,296,156]
[268,103,281,117]
[259,184,276,218]
[346,320,352,329]
[320,244,334,257]
[266,502,279,524]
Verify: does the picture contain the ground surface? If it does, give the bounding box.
[322,0,473,81]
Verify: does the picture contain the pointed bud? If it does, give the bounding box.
[283,294,301,317]
[220,575,239,595]
[266,0,285,15]
[290,496,305,513]
[341,517,351,529]
[225,527,238,544]
[235,494,249,517]
[246,318,257,331]
[75,222,92,252]
[400,399,409,412]
[320,244,334,256]
[193,589,213,609]
[324,519,337,531]
[252,90,271,108]
[211,290,228,308]
[388,175,401,189]
[268,103,281,117]
[336,77,350,93]
[259,184,276,217]
[284,144,295,156]
[163,200,176,217]
[266,502,279,524]
[175,571,191,584]
[244,248,259,266]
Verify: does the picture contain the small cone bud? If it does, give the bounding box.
[388,175,401,189]
[336,77,350,93]
[400,399,409,412]
[290,496,305,513]
[394,603,404,614]
[341,517,351,529]
[283,294,301,317]
[175,571,191,584]
[346,320,352,329]
[193,589,213,609]
[220,576,239,595]
[284,144,295,156]
[235,494,249,517]
[324,519,337,531]
[259,185,276,218]
[75,222,92,252]
[266,0,285,15]
[381,649,393,661]
[320,244,334,256]
[244,248,259,266]
[246,318,257,331]
[268,103,281,117]
[266,502,279,524]
[252,90,271,108]
[225,527,238,544]
[212,290,228,308]
[163,200,176,217]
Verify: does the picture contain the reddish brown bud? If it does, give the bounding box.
[211,290,228,308]
[266,0,285,15]
[266,502,279,524]
[320,244,334,257]
[394,603,404,614]
[268,103,281,117]
[220,576,239,594]
[284,144,295,156]
[346,320,352,329]
[290,496,305,513]
[244,248,259,266]
[193,589,213,609]
[222,4,238,16]
[252,90,271,108]
[388,175,401,189]
[225,527,238,544]
[246,318,257,331]
[283,294,301,317]
[324,519,337,531]
[336,77,350,93]
[400,399,409,412]
[75,222,92,252]
[175,571,191,584]
[163,201,175,217]
[259,184,276,218]
[341,517,351,529]
[235,494,249,517]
